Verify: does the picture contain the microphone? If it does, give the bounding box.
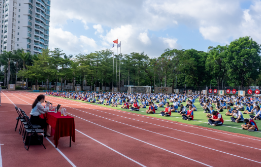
[45,101,52,105]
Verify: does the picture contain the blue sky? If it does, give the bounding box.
[48,0,261,57]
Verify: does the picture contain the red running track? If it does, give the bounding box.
[1,91,261,167]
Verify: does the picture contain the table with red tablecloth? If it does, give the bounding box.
[40,112,75,147]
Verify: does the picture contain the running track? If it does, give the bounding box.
[1,91,261,167]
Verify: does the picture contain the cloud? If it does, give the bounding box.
[93,24,104,34]
[49,27,97,55]
[48,0,261,56]
[138,31,151,45]
[161,37,178,49]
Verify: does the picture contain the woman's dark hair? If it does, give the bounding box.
[32,94,45,109]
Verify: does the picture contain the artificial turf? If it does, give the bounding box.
[50,95,261,138]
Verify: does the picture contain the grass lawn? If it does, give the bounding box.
[52,96,261,138]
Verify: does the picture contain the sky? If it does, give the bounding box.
[48,0,261,57]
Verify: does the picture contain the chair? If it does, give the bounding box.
[19,110,41,138]
[22,113,46,150]
[15,107,25,132]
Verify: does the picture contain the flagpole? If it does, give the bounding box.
[119,41,121,92]
[112,52,114,92]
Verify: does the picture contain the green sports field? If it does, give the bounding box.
[55,96,261,138]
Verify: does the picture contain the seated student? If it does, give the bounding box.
[178,104,186,114]
[207,111,224,126]
[96,97,104,104]
[117,98,123,105]
[90,97,96,103]
[121,100,129,109]
[182,105,194,120]
[241,119,258,132]
[111,98,117,107]
[153,102,158,110]
[250,106,261,120]
[206,106,214,118]
[216,102,223,112]
[140,99,147,108]
[191,103,197,111]
[243,103,253,114]
[234,100,244,111]
[231,109,244,123]
[169,105,175,112]
[130,99,140,111]
[157,99,164,108]
[221,100,227,109]
[104,98,110,105]
[160,102,171,117]
[173,99,179,112]
[146,102,155,114]
[225,106,233,116]
[203,102,211,113]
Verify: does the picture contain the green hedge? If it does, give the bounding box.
[15,86,24,90]
[1,86,6,89]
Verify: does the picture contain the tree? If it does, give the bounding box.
[225,36,261,88]
[206,45,227,89]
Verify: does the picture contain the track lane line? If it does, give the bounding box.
[14,92,212,167]
[2,92,76,167]
[7,92,147,167]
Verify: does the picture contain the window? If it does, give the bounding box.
[18,26,20,29]
[17,38,19,41]
[19,9,20,12]
[17,44,19,46]
[18,15,20,18]
[17,32,19,35]
[18,21,20,23]
[19,3,21,6]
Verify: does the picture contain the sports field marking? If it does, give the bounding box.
[39,97,261,150]
[0,145,2,167]
[70,110,261,163]
[43,95,261,140]
[75,129,146,167]
[2,92,77,167]
[72,115,212,166]
[18,93,261,144]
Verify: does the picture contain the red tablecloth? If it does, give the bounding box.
[41,112,75,147]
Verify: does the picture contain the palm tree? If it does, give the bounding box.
[19,50,30,87]
[1,51,16,86]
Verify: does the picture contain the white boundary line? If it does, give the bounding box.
[76,129,146,167]
[14,92,212,166]
[8,92,146,167]
[0,145,2,167]
[2,92,76,167]
[19,93,261,151]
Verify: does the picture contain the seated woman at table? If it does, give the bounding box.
[30,94,50,137]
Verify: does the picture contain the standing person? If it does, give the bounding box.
[30,94,50,137]
[207,111,224,126]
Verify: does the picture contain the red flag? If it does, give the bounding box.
[214,89,217,93]
[113,39,118,44]
[226,89,231,94]
[248,89,252,94]
[232,89,236,94]
[209,89,212,93]
[255,89,260,94]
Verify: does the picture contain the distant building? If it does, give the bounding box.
[0,0,50,54]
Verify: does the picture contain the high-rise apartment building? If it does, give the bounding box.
[0,0,50,54]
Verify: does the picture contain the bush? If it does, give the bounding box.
[39,87,45,90]
[1,86,6,89]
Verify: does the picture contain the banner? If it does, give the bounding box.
[232,89,237,94]
[247,89,252,94]
[226,89,231,94]
[255,89,260,94]
[208,89,212,93]
[214,89,217,93]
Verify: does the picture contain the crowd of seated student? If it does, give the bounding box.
[47,91,260,132]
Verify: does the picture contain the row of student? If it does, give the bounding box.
[47,91,259,131]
